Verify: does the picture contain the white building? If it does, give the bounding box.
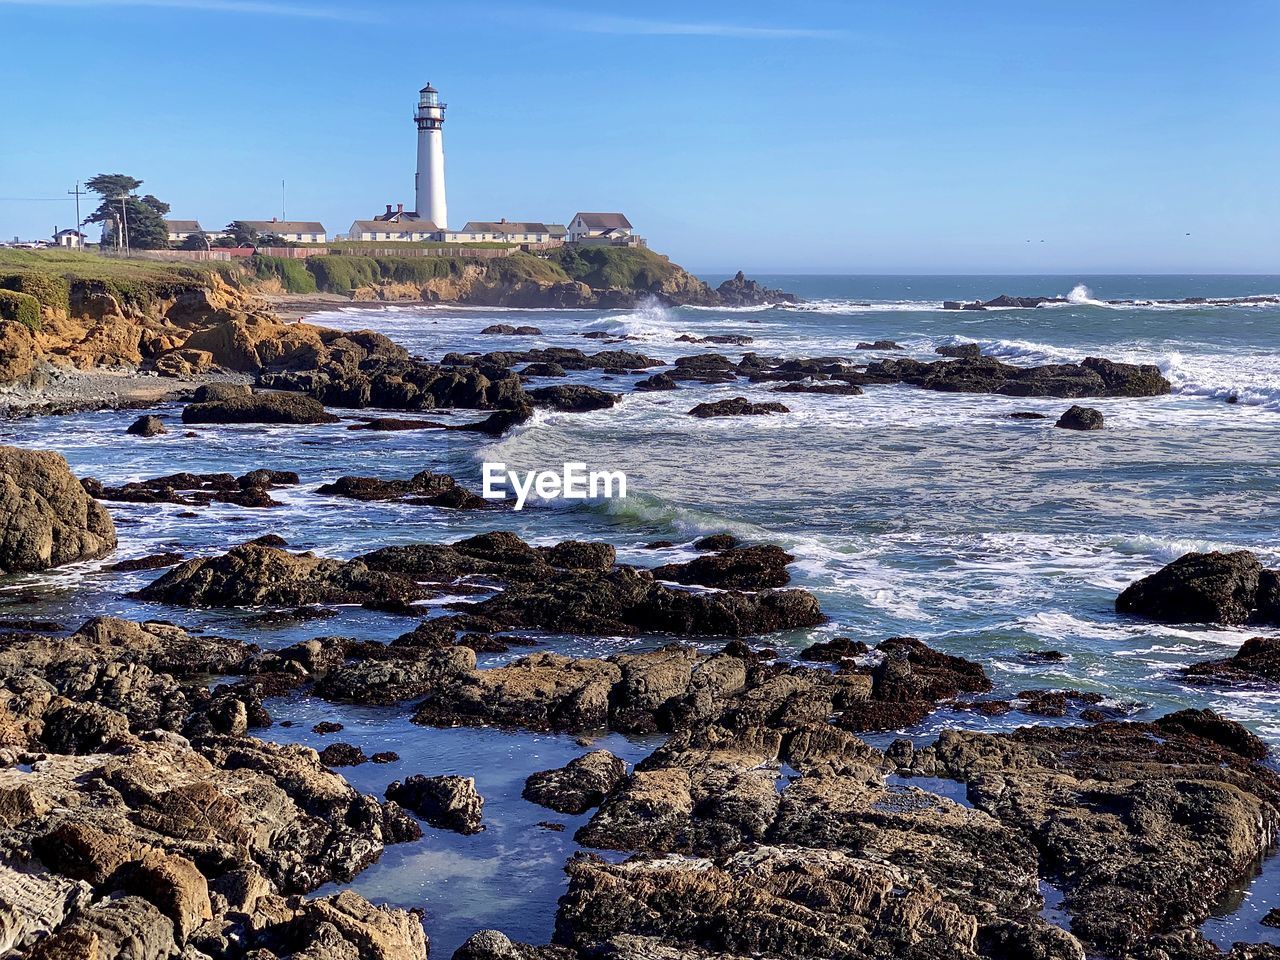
[440,220,556,244]
[348,219,439,242]
[240,220,327,244]
[567,212,635,244]
[53,228,86,249]
[164,219,203,244]
[414,84,448,230]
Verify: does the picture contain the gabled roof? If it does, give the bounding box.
[164,220,202,233]
[546,223,567,237]
[461,221,551,234]
[350,220,439,233]
[53,229,87,238]
[240,220,325,234]
[572,212,632,230]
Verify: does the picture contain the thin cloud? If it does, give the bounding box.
[546,12,843,40]
[0,0,376,21]
[514,8,844,40]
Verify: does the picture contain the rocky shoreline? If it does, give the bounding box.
[0,442,1277,959]
[1,264,1278,959]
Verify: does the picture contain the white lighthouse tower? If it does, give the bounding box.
[414,83,448,229]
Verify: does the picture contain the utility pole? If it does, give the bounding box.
[281,179,286,222]
[116,195,130,254]
[67,182,85,248]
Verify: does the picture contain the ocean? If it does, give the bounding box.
[4,273,1278,953]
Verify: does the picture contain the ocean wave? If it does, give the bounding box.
[788,299,945,314]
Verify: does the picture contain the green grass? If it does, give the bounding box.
[0,249,238,312]
[249,254,318,294]
[0,290,41,331]
[549,246,679,290]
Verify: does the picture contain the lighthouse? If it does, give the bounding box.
[414,83,448,229]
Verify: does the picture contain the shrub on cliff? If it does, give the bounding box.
[0,271,70,312]
[0,290,41,330]
[250,254,318,294]
[550,245,679,290]
[306,255,381,294]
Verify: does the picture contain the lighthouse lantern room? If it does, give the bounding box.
[414,83,448,229]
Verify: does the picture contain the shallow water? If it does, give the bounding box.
[3,273,1278,954]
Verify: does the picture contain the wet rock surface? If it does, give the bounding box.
[0,612,426,959]
[1183,635,1280,686]
[386,774,485,835]
[83,468,300,509]
[1117,550,1280,625]
[523,750,627,815]
[687,397,789,418]
[317,470,489,509]
[182,391,340,425]
[1055,404,1104,430]
[0,446,117,574]
[130,543,431,608]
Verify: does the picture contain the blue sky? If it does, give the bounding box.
[0,0,1277,273]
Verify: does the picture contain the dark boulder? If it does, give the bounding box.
[182,392,338,425]
[386,774,485,834]
[1182,636,1280,687]
[856,340,903,350]
[481,324,542,335]
[527,385,620,413]
[687,397,789,418]
[634,372,678,391]
[130,543,429,609]
[522,750,627,815]
[317,470,487,509]
[936,343,982,358]
[126,415,167,437]
[771,381,864,396]
[652,545,794,590]
[1055,405,1104,430]
[715,271,798,307]
[1116,551,1266,625]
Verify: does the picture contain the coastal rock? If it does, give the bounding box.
[130,543,429,608]
[283,890,429,960]
[634,372,678,391]
[317,471,487,509]
[359,532,822,638]
[856,340,903,350]
[1183,635,1280,686]
[84,468,298,508]
[349,416,449,431]
[687,397,789,418]
[715,271,798,307]
[126,415,167,437]
[652,545,794,589]
[905,713,1280,957]
[520,362,567,377]
[937,343,982,358]
[1115,550,1272,624]
[771,381,864,396]
[413,653,622,732]
[0,320,40,384]
[481,324,543,335]
[191,382,251,402]
[695,534,739,551]
[1054,405,1104,430]
[182,392,339,425]
[314,647,476,705]
[527,385,619,413]
[523,750,627,815]
[862,355,1170,399]
[0,446,117,574]
[386,774,485,834]
[799,637,869,663]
